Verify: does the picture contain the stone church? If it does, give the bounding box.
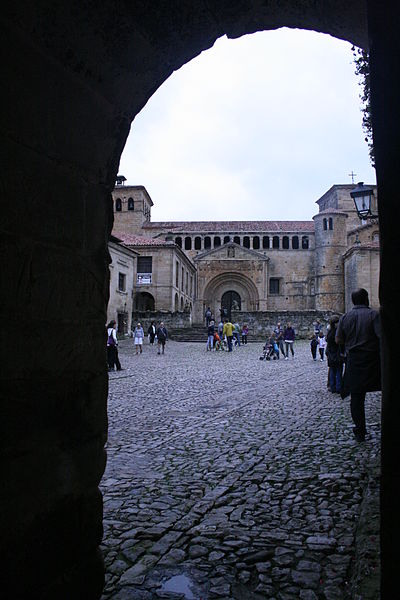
[110,179,379,328]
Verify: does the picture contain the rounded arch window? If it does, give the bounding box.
[204,236,211,249]
[233,236,241,245]
[184,236,192,250]
[224,236,230,244]
[214,236,221,247]
[243,236,250,248]
[180,297,184,311]
[253,236,260,250]
[128,197,134,210]
[174,293,179,311]
[302,236,309,249]
[175,237,182,248]
[115,198,122,212]
[194,236,201,250]
[282,236,289,249]
[323,218,327,231]
[328,217,333,230]
[272,236,280,249]
[292,236,299,249]
[262,236,269,249]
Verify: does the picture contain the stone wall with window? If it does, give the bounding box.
[107,241,138,335]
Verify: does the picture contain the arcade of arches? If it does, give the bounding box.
[2,1,400,598]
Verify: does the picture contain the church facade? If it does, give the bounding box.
[110,181,379,327]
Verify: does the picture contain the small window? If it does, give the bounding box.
[224,236,230,244]
[118,272,126,292]
[302,236,309,249]
[323,218,327,231]
[262,236,269,249]
[128,197,134,210]
[269,278,280,294]
[194,236,201,250]
[181,267,184,290]
[175,261,179,287]
[234,236,241,245]
[328,217,333,230]
[282,236,289,249]
[204,236,211,249]
[184,236,192,250]
[175,237,182,248]
[253,236,260,250]
[292,236,299,249]
[214,236,221,247]
[243,236,250,248]
[115,198,122,212]
[273,236,280,249]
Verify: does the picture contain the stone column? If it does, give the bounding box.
[368,1,400,596]
[0,19,123,599]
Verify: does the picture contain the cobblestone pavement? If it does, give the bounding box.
[101,340,381,600]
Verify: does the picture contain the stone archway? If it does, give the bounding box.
[3,2,400,598]
[134,292,155,311]
[203,272,259,321]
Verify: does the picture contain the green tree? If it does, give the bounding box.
[352,46,375,168]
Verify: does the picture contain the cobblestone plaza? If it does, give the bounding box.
[101,340,380,599]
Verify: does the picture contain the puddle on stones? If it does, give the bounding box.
[160,574,196,599]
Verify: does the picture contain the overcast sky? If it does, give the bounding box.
[118,28,376,222]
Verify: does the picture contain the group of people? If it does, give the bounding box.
[261,322,296,360]
[106,320,169,370]
[309,289,381,442]
[206,319,249,352]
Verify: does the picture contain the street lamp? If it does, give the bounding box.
[350,181,377,220]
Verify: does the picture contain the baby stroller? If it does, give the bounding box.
[260,341,277,361]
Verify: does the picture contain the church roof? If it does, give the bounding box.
[113,232,172,246]
[143,220,314,233]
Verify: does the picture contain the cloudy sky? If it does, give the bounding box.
[118,28,376,222]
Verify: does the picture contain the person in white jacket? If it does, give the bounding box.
[318,331,327,361]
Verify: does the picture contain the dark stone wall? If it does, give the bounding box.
[1,0,397,597]
[231,310,337,340]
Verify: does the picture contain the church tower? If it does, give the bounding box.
[111,177,153,235]
[313,209,348,312]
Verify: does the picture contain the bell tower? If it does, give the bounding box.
[112,177,153,235]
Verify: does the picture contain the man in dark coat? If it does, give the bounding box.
[336,288,381,442]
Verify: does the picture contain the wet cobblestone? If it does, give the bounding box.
[101,340,380,599]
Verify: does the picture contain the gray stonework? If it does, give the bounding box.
[230,310,338,340]
[111,184,379,324]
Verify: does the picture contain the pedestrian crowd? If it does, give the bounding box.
[106,319,170,371]
[107,288,381,443]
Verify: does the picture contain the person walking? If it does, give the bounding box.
[218,320,224,339]
[133,322,144,354]
[233,322,241,347]
[310,334,318,361]
[156,322,168,355]
[318,331,327,361]
[241,323,249,345]
[106,320,119,371]
[147,321,156,345]
[283,322,295,359]
[205,306,212,327]
[207,320,215,351]
[274,322,285,359]
[336,288,381,442]
[222,320,235,352]
[326,316,343,394]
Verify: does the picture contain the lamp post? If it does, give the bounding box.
[350,181,378,220]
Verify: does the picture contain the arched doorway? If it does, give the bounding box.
[221,290,241,320]
[134,292,155,311]
[5,2,399,598]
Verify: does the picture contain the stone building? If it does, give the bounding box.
[107,236,138,335]
[112,181,379,324]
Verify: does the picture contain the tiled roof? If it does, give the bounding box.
[142,221,314,233]
[113,231,172,247]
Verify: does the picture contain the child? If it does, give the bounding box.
[310,334,318,361]
[241,323,249,345]
[318,331,327,361]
